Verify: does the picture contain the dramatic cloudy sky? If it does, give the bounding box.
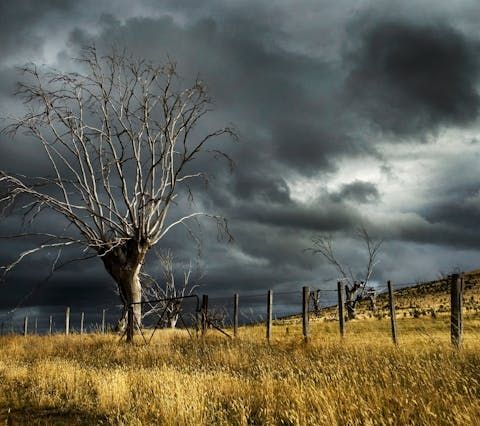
[2,0,480,313]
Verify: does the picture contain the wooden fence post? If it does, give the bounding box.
[23,316,28,337]
[65,307,70,336]
[80,312,85,335]
[34,317,38,335]
[266,290,273,342]
[49,315,53,335]
[126,304,134,343]
[302,286,310,342]
[0,322,3,336]
[387,280,398,345]
[233,293,239,337]
[201,295,208,336]
[451,273,463,348]
[337,281,345,338]
[101,309,106,334]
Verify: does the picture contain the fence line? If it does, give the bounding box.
[0,275,475,350]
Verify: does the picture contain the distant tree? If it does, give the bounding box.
[0,47,236,340]
[142,250,199,329]
[308,226,383,319]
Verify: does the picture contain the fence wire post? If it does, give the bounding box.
[49,315,53,335]
[126,304,134,343]
[266,290,273,342]
[34,317,38,335]
[387,280,398,345]
[101,309,106,334]
[23,316,28,337]
[65,307,70,336]
[302,286,310,342]
[450,273,463,348]
[201,295,208,336]
[80,312,85,335]
[233,293,239,338]
[337,281,345,338]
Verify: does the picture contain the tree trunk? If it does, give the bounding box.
[115,269,143,335]
[169,315,178,329]
[346,301,356,320]
[101,239,148,341]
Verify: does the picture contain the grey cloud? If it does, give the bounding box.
[0,0,78,59]
[346,20,480,137]
[2,1,480,313]
[332,180,380,204]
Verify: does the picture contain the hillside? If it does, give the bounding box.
[313,269,480,321]
[374,269,480,313]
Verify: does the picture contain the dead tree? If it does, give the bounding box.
[0,47,236,339]
[142,250,199,329]
[308,226,382,319]
[309,289,322,316]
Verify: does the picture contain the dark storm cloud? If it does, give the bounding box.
[2,0,480,313]
[346,20,480,137]
[0,0,77,58]
[66,13,364,174]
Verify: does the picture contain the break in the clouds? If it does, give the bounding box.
[1,0,480,311]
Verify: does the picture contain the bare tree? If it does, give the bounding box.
[142,250,199,329]
[308,226,382,319]
[0,47,236,340]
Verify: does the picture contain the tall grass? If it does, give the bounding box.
[1,317,480,425]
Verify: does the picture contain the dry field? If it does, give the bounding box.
[1,315,480,425]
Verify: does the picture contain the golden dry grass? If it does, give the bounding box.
[1,315,480,425]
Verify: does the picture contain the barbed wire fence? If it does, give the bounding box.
[1,273,479,348]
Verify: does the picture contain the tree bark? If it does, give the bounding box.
[101,239,148,338]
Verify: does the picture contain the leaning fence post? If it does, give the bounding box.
[23,316,28,337]
[49,315,53,335]
[233,293,239,337]
[80,312,85,335]
[65,307,70,336]
[337,281,345,338]
[302,286,310,342]
[450,273,463,348]
[201,295,209,336]
[387,280,398,345]
[101,309,106,334]
[126,304,134,343]
[266,290,273,342]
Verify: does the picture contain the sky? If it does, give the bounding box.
[1,0,480,314]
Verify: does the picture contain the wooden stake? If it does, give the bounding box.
[233,293,239,337]
[451,273,463,348]
[23,316,28,337]
[201,295,208,336]
[65,307,70,336]
[387,280,398,345]
[49,315,53,335]
[34,317,38,335]
[266,290,273,342]
[126,305,134,343]
[80,312,85,335]
[101,309,106,334]
[302,286,310,342]
[337,281,345,338]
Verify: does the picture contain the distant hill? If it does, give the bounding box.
[374,269,480,313]
[316,270,480,320]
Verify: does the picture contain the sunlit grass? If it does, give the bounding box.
[1,316,480,425]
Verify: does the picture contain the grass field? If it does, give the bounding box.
[1,315,480,425]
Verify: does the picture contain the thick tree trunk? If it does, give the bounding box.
[101,239,148,341]
[115,269,143,334]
